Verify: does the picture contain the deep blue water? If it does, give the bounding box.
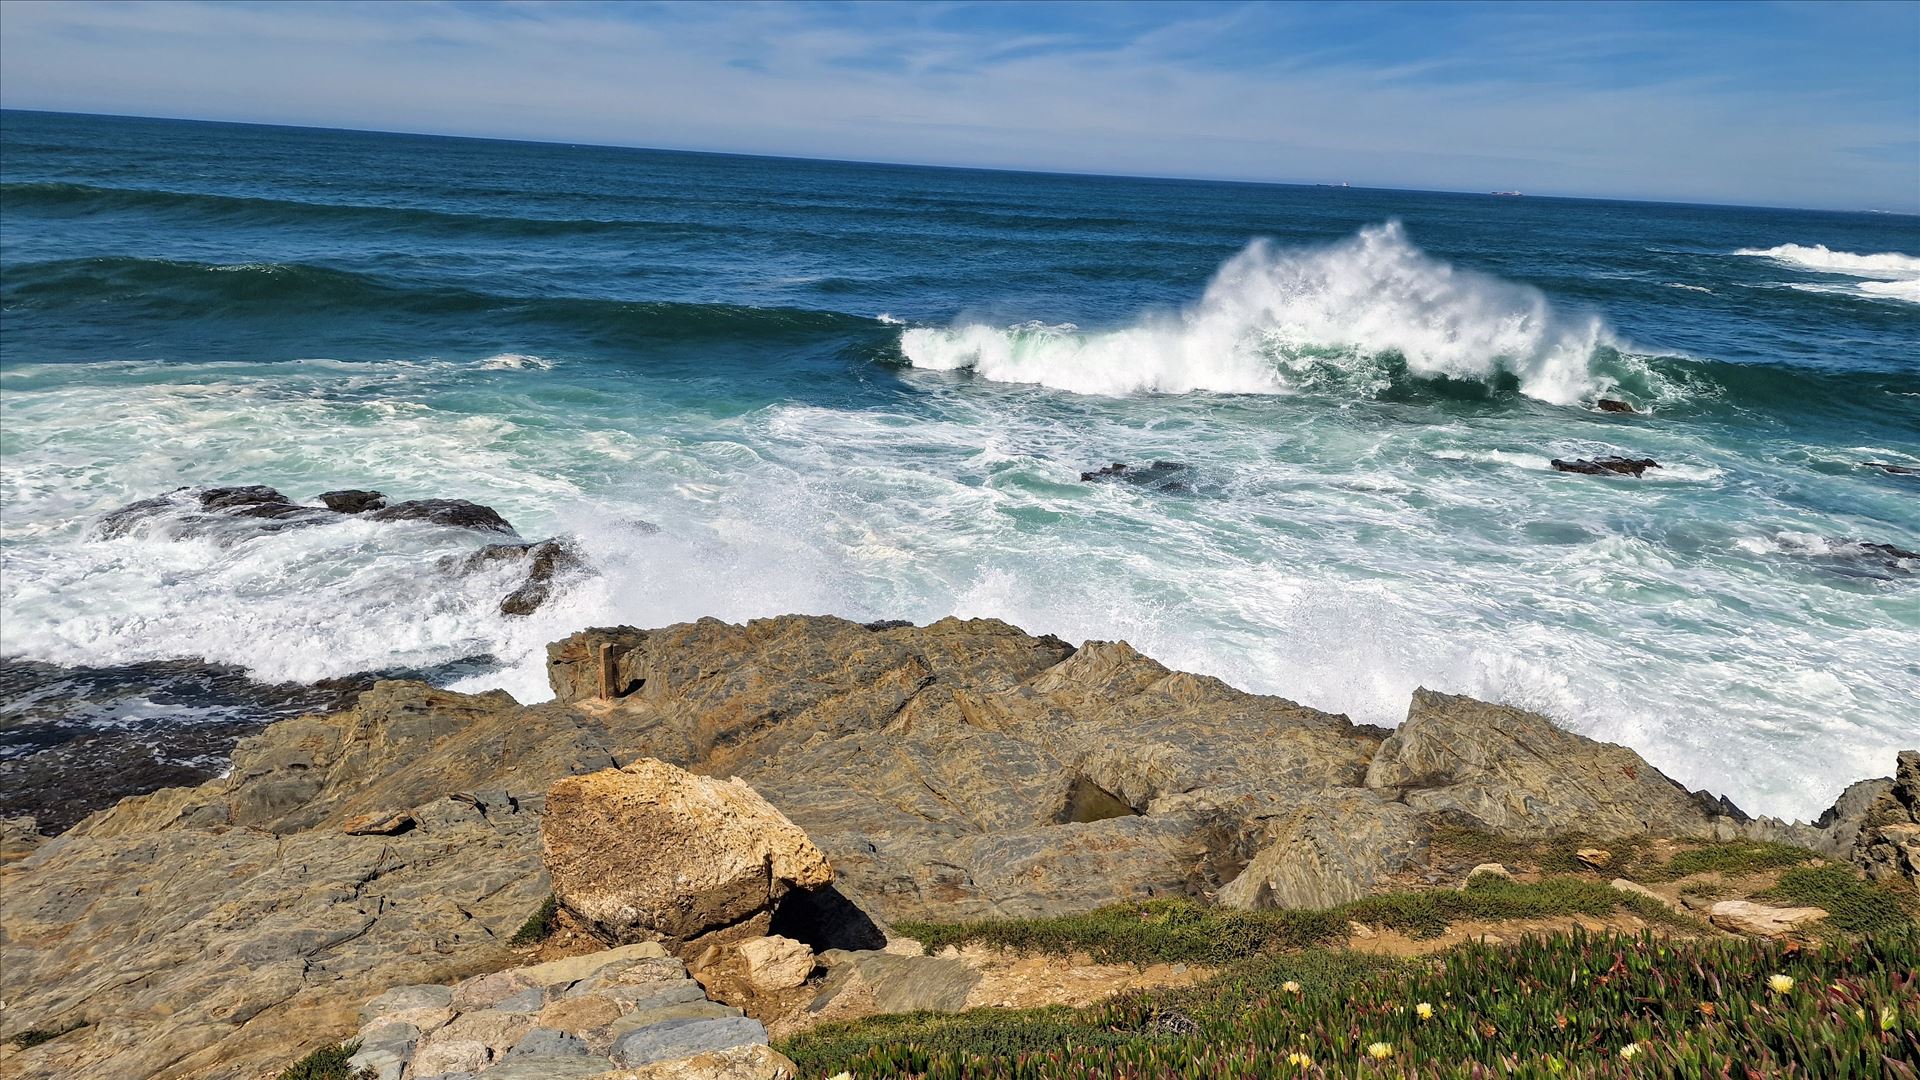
[2,109,1917,819]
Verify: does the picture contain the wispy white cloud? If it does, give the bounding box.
[0,0,1913,210]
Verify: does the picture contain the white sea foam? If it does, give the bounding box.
[899,222,1619,405]
[1663,283,1713,293]
[1,355,1913,821]
[477,352,553,370]
[1735,243,1920,305]
[1735,243,1920,276]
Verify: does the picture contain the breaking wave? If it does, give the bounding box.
[1735,243,1920,305]
[899,222,1622,404]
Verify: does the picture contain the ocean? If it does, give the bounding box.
[1,109,1915,824]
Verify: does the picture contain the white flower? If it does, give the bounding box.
[1366,1041,1393,1059]
[1283,980,1301,993]
[1620,1042,1641,1060]
[1416,1002,1434,1020]
[1768,974,1795,994]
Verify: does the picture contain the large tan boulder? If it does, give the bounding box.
[543,759,832,951]
[1852,751,1920,887]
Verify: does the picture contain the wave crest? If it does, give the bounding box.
[899,222,1618,404]
[1734,243,1920,277]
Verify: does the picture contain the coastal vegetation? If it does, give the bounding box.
[782,928,1919,1078]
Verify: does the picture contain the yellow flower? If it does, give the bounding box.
[1619,1042,1641,1060]
[1286,1051,1314,1068]
[1768,974,1794,994]
[1415,1002,1434,1020]
[1283,980,1302,993]
[1366,1041,1393,1059]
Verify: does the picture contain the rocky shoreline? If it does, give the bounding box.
[1,614,1914,1079]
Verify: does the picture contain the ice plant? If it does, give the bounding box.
[1282,980,1301,993]
[1768,973,1794,993]
[1619,1042,1641,1060]
[1366,1041,1393,1059]
[1415,1002,1434,1020]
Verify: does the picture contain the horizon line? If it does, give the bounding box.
[5,107,1913,220]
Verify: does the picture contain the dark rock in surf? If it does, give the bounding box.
[316,489,389,514]
[368,498,515,534]
[1863,461,1919,477]
[1550,456,1661,478]
[97,485,335,539]
[448,538,587,616]
[1079,460,1193,493]
[1595,399,1637,414]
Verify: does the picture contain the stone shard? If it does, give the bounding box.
[1365,688,1722,838]
[735,935,816,991]
[542,758,833,951]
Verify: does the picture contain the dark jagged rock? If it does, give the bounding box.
[316,489,389,514]
[452,539,587,616]
[1550,456,1661,477]
[862,619,914,632]
[1595,399,1638,414]
[1863,461,1919,476]
[368,498,515,533]
[1859,541,1920,562]
[97,484,330,538]
[1079,460,1193,493]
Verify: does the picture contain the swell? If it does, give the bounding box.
[0,255,885,342]
[0,180,692,240]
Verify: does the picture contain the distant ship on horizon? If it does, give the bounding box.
[1491,190,1524,197]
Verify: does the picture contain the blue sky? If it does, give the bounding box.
[2,0,1915,211]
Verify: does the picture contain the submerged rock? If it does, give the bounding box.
[1863,461,1919,476]
[368,497,515,533]
[468,539,587,617]
[1549,456,1661,477]
[1079,460,1193,493]
[1594,399,1638,414]
[316,488,389,514]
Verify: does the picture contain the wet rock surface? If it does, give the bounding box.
[1549,456,1661,477]
[368,498,517,533]
[316,488,389,514]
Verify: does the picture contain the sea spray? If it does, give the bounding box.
[901,222,1619,403]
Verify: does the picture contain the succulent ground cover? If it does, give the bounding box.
[782,866,1918,1079]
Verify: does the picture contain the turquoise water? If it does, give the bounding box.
[2,110,1916,819]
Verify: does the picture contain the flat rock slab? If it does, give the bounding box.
[814,952,981,1014]
[483,1055,619,1079]
[1709,900,1829,937]
[609,1016,768,1068]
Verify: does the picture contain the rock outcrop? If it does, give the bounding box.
[1853,750,1920,887]
[543,759,833,953]
[0,614,1905,1078]
[1364,689,1723,838]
